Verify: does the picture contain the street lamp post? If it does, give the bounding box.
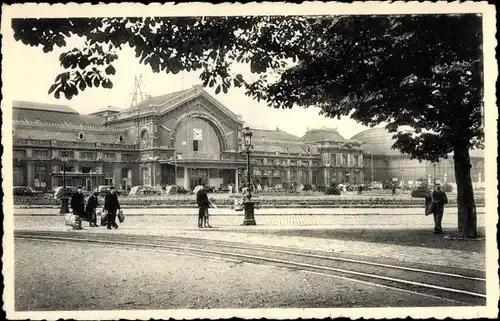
[433,163,437,185]
[60,156,70,214]
[242,127,256,226]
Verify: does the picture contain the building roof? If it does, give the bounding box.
[89,105,124,115]
[300,127,346,142]
[13,100,78,114]
[129,88,192,110]
[13,106,106,127]
[352,128,485,158]
[250,127,300,142]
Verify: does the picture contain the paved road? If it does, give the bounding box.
[13,214,486,272]
[13,239,463,312]
[14,210,486,229]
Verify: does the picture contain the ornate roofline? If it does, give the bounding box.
[106,87,245,126]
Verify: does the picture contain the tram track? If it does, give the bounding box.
[15,230,486,306]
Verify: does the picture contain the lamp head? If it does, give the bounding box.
[242,127,253,148]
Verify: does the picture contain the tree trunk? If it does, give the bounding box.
[453,144,478,238]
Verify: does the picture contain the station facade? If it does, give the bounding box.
[12,85,485,191]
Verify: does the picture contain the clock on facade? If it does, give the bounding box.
[193,128,203,140]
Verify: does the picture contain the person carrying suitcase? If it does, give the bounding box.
[104,187,121,230]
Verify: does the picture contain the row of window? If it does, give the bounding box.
[14,149,135,161]
[325,153,363,167]
[254,158,321,166]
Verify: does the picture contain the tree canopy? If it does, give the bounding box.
[12,15,484,236]
[12,15,483,163]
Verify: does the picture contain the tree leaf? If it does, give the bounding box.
[105,64,116,75]
[48,83,59,94]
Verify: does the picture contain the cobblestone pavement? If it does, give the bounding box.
[14,214,486,272]
[14,211,486,228]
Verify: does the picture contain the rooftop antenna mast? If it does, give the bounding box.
[128,73,148,109]
[127,73,148,147]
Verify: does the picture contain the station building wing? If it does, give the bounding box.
[11,86,484,191]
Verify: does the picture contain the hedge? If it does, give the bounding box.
[14,195,485,207]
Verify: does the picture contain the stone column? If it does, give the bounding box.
[113,167,122,187]
[323,167,329,185]
[52,164,59,187]
[183,167,189,190]
[235,169,239,192]
[308,162,313,185]
[27,163,34,187]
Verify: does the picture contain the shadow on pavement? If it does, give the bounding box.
[261,228,486,253]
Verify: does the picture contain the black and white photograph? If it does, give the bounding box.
[2,2,498,320]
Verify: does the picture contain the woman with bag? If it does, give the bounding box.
[85,191,100,227]
[70,187,85,230]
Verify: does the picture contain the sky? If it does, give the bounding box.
[7,34,380,140]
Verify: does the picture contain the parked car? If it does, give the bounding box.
[164,185,188,195]
[217,185,232,193]
[13,186,44,197]
[52,186,79,199]
[411,185,431,198]
[191,185,215,194]
[129,185,160,196]
[95,185,126,196]
[324,186,342,195]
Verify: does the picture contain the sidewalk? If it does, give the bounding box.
[13,206,486,216]
[14,214,486,272]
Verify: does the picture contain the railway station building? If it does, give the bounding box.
[12,85,485,191]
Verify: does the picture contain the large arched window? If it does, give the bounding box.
[140,130,150,149]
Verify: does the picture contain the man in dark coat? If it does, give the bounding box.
[85,191,100,227]
[196,181,212,228]
[431,183,448,234]
[104,187,121,230]
[70,187,85,229]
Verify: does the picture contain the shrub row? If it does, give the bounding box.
[14,195,485,207]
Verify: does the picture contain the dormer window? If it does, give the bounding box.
[78,131,85,141]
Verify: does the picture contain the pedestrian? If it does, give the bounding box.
[431,183,448,234]
[104,187,121,230]
[392,183,396,195]
[85,191,100,227]
[70,186,85,230]
[196,180,212,228]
